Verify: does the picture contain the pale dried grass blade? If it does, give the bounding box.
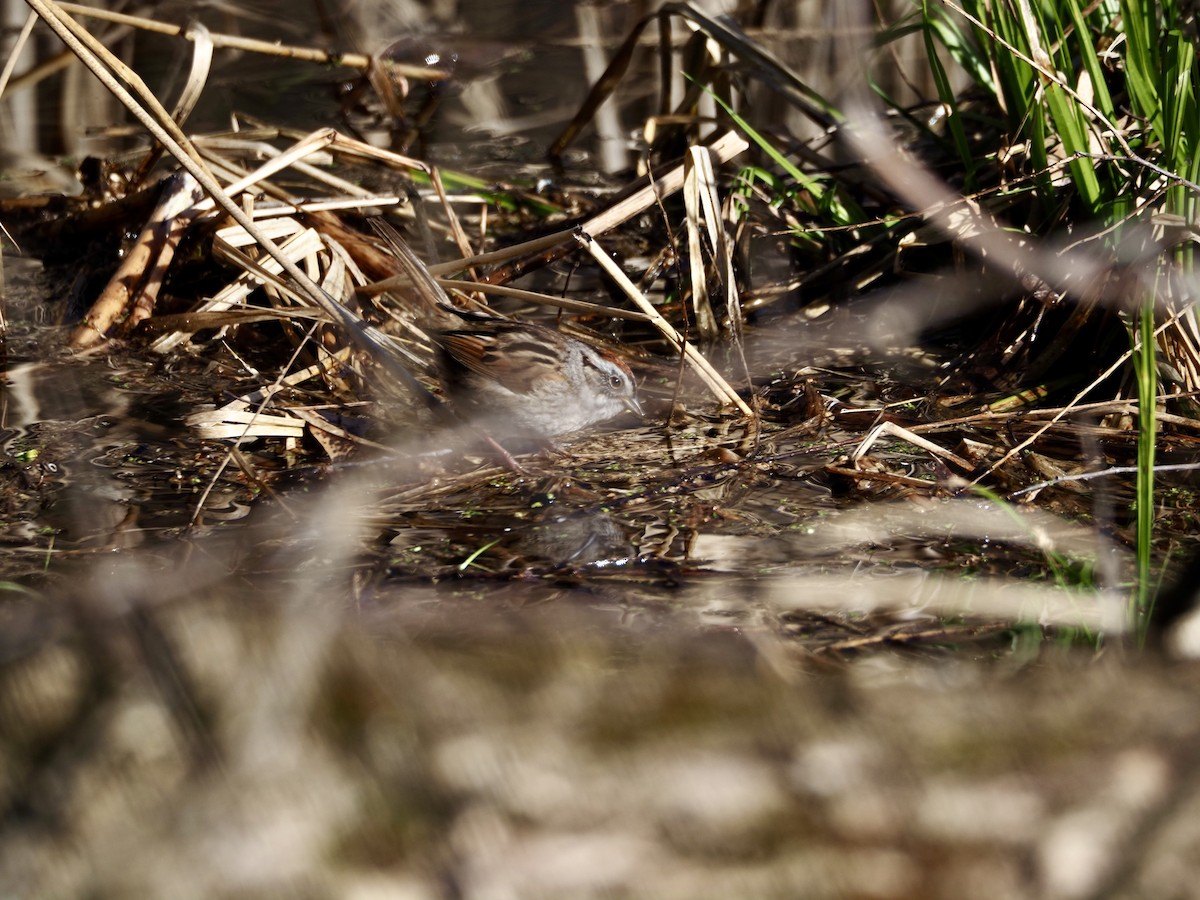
[151,226,327,352]
[216,217,308,249]
[427,167,476,263]
[196,131,464,295]
[245,348,358,407]
[218,228,328,305]
[325,234,373,291]
[188,345,359,441]
[193,128,341,211]
[576,230,753,416]
[171,21,212,127]
[189,404,308,441]
[194,134,407,212]
[685,144,743,352]
[683,147,720,339]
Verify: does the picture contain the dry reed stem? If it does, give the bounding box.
[849,421,974,472]
[168,22,211,125]
[28,0,216,182]
[54,1,451,80]
[436,279,652,322]
[580,131,750,241]
[362,229,580,296]
[0,9,37,98]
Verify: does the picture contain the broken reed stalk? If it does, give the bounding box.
[71,174,204,348]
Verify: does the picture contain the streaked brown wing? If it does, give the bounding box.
[438,329,543,394]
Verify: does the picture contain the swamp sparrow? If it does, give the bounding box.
[363,218,641,439]
[436,317,644,438]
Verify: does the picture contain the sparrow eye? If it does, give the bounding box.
[609,374,623,389]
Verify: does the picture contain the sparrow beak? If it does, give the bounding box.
[624,395,645,418]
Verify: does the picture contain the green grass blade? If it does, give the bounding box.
[1133,299,1157,642]
[920,0,975,185]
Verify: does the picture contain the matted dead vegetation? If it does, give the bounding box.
[2,2,1198,653]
